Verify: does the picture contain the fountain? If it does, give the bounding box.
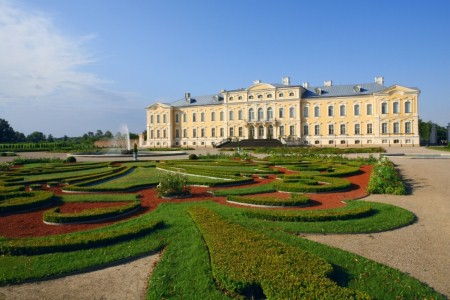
[110,124,131,151]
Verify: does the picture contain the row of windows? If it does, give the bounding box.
[381,101,412,114]
[229,91,296,101]
[306,104,371,117]
[303,121,412,136]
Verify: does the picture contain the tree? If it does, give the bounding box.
[104,131,113,139]
[0,118,16,143]
[419,119,432,145]
[27,131,46,143]
[47,134,54,142]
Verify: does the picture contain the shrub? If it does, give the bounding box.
[188,207,369,299]
[227,193,310,207]
[65,156,77,163]
[188,153,198,160]
[367,158,406,195]
[156,173,191,198]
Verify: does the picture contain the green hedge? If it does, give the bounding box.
[212,183,276,196]
[188,207,369,299]
[242,205,374,222]
[43,201,141,224]
[0,219,164,255]
[367,158,406,195]
[272,175,351,193]
[0,191,55,214]
[227,193,310,207]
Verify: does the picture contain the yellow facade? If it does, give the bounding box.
[145,77,420,147]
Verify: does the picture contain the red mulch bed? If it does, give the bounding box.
[0,165,372,238]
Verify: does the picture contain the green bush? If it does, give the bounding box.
[43,201,141,224]
[367,158,406,195]
[156,173,191,198]
[227,193,310,207]
[188,154,198,160]
[65,156,77,163]
[188,207,369,299]
[0,219,164,255]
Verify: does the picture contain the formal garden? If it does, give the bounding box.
[0,151,445,299]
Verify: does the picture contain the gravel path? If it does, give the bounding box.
[304,149,450,298]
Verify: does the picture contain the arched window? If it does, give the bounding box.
[201,128,205,137]
[229,110,234,121]
[211,111,215,121]
[249,95,254,100]
[339,105,346,116]
[279,107,284,118]
[258,108,264,120]
[267,94,272,98]
[303,106,309,117]
[328,105,334,117]
[249,126,255,138]
[150,115,154,124]
[381,103,388,114]
[163,129,167,138]
[200,112,205,122]
[157,115,160,123]
[175,114,179,123]
[192,129,197,138]
[238,96,242,100]
[405,101,411,113]
[354,104,360,116]
[238,110,243,120]
[405,121,412,133]
[289,92,294,97]
[183,113,187,122]
[303,124,309,135]
[229,96,233,101]
[289,107,295,118]
[211,128,216,137]
[258,125,264,137]
[192,113,196,122]
[248,108,255,121]
[268,125,274,138]
[150,130,154,139]
[257,94,263,99]
[267,107,273,120]
[220,111,224,121]
[163,114,167,123]
[314,106,320,117]
[238,127,243,137]
[278,93,284,98]
[183,129,187,138]
[229,127,234,137]
[393,102,399,114]
[279,125,285,137]
[367,104,373,115]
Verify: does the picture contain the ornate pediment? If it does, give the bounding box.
[376,85,420,96]
[247,83,277,91]
[145,102,172,110]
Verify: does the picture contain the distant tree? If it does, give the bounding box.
[27,131,46,143]
[15,131,26,142]
[419,119,432,145]
[47,134,54,142]
[0,118,16,142]
[104,131,113,139]
[95,130,104,138]
[129,133,139,139]
[142,130,147,140]
[63,135,68,142]
[87,131,94,138]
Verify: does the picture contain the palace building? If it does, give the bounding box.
[144,77,420,148]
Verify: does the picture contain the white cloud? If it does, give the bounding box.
[0,0,145,136]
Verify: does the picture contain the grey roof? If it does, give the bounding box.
[302,82,386,98]
[170,94,223,107]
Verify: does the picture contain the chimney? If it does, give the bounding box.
[324,80,332,87]
[375,76,384,85]
[184,92,191,104]
[302,82,309,88]
[282,76,290,85]
[253,79,261,84]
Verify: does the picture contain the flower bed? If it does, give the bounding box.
[367,158,406,195]
[43,200,141,224]
[188,206,368,299]
[0,219,164,255]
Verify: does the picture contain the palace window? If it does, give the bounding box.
[211,111,215,121]
[175,129,179,138]
[211,128,215,137]
[382,122,388,134]
[280,125,285,137]
[183,113,187,122]
[238,110,243,120]
[238,96,242,100]
[289,92,294,97]
[192,129,197,138]
[340,105,346,116]
[163,114,167,123]
[249,95,254,99]
[393,122,400,134]
[229,96,233,101]
[157,115,160,123]
[314,106,320,117]
[340,124,346,135]
[229,110,234,121]
[328,105,334,117]
[229,127,234,137]
[267,107,273,120]
[201,128,205,137]
[163,130,167,138]
[258,108,264,121]
[183,129,187,138]
[328,124,334,135]
[303,124,309,135]
[192,113,196,122]
[150,130,154,139]
[175,114,179,123]
[248,108,255,121]
[303,106,309,117]
[393,102,399,114]
[238,127,243,137]
[290,125,295,136]
[267,94,272,98]
[150,115,154,124]
[354,123,361,134]
[220,128,224,137]
[367,123,373,134]
[278,93,284,98]
[405,121,412,133]
[258,125,264,137]
[405,101,412,113]
[289,107,295,118]
[157,130,160,138]
[314,125,320,136]
[220,111,224,121]
[381,103,388,114]
[354,104,360,116]
[201,112,205,122]
[279,107,284,118]
[367,104,373,115]
[257,94,263,99]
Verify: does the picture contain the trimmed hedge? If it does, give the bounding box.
[43,201,141,224]
[0,191,55,214]
[0,219,164,255]
[273,175,351,193]
[188,207,369,299]
[367,158,406,195]
[212,183,276,196]
[242,205,374,222]
[227,193,310,207]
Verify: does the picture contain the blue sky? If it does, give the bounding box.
[1,0,449,137]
